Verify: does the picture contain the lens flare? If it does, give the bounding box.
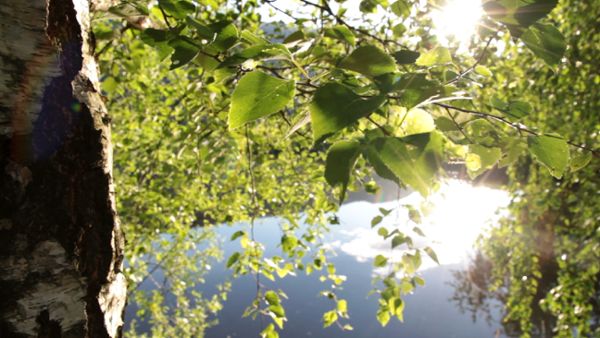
[431,0,483,47]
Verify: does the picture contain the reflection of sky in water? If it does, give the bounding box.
[128,180,511,337]
[328,180,510,270]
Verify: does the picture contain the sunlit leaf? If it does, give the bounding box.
[365,135,442,196]
[265,290,280,306]
[310,83,386,142]
[424,247,439,264]
[570,151,592,172]
[229,71,295,129]
[391,0,410,17]
[374,254,388,267]
[415,46,452,66]
[226,252,241,268]
[466,144,502,178]
[521,23,566,66]
[527,134,569,178]
[324,25,356,45]
[475,65,493,77]
[325,140,362,201]
[340,45,398,77]
[323,310,338,327]
[371,215,383,227]
[391,234,406,248]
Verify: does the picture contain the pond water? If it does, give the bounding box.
[126,180,511,337]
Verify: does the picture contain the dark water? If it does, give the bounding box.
[126,189,508,337]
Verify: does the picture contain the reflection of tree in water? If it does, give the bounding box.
[450,246,600,338]
[450,251,551,337]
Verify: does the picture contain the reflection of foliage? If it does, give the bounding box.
[450,252,497,325]
[451,1,600,336]
[450,251,560,338]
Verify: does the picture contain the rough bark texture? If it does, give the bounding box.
[0,0,125,337]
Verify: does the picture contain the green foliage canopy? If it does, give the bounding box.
[95,0,598,336]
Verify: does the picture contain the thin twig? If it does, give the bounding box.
[436,103,599,157]
[367,116,391,136]
[298,0,406,48]
[447,35,495,85]
[158,4,173,29]
[444,107,472,143]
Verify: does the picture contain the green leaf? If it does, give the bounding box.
[281,234,298,253]
[168,37,199,70]
[527,135,569,178]
[466,144,502,178]
[490,95,508,111]
[109,2,149,17]
[323,310,338,328]
[570,151,592,172]
[265,290,280,306]
[379,207,392,216]
[507,100,532,118]
[393,50,420,64]
[498,139,526,167]
[424,246,439,264]
[359,0,377,13]
[310,83,386,142]
[392,23,407,37]
[159,0,195,19]
[337,299,348,314]
[283,30,305,44]
[230,230,245,241]
[415,46,452,66]
[520,23,566,66]
[140,28,175,46]
[412,226,425,236]
[434,116,459,132]
[324,25,356,46]
[228,71,295,129]
[464,119,498,146]
[388,73,442,109]
[377,227,389,237]
[269,304,286,318]
[208,22,239,52]
[371,215,383,227]
[391,0,410,17]
[186,17,214,40]
[414,275,425,286]
[483,0,558,37]
[474,65,493,77]
[102,76,118,93]
[365,135,442,196]
[406,205,422,224]
[401,108,435,136]
[226,252,240,268]
[376,308,391,326]
[340,45,398,77]
[325,140,361,201]
[260,323,279,338]
[374,254,388,267]
[391,234,406,248]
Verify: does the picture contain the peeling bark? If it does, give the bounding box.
[0,0,125,337]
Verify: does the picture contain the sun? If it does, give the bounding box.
[430,0,483,47]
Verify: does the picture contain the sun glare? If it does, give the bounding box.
[431,0,483,47]
[334,180,510,271]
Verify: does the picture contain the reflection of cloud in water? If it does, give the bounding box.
[329,180,511,271]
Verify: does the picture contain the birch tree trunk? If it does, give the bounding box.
[0,0,125,337]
